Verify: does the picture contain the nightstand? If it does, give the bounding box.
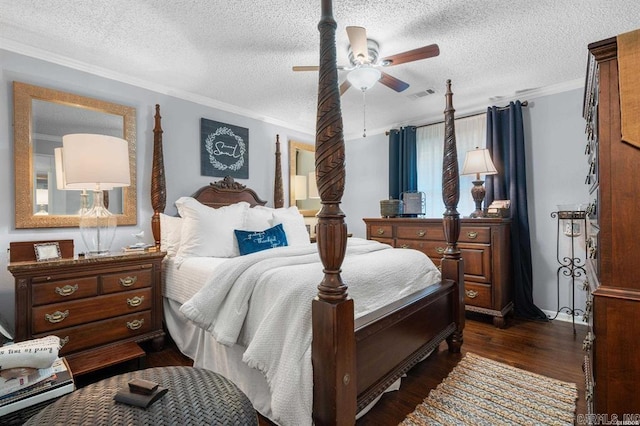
[7,249,165,377]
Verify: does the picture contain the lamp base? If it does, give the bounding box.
[80,190,117,257]
[469,180,487,218]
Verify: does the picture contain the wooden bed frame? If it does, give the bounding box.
[149,1,464,424]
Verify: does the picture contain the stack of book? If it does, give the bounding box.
[123,243,153,253]
[0,357,74,417]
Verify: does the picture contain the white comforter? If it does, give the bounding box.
[179,238,440,426]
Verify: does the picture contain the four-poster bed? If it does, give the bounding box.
[149,1,464,424]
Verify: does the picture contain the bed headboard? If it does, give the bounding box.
[190,176,267,209]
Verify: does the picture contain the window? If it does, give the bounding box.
[416,113,487,218]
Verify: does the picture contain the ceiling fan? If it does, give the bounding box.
[293,26,440,95]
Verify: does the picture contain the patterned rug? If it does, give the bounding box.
[400,353,577,426]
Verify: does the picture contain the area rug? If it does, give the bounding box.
[400,352,577,426]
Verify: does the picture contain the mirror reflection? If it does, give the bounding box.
[32,100,124,216]
[289,140,321,216]
[13,81,137,228]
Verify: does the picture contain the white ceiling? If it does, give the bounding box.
[2,1,640,139]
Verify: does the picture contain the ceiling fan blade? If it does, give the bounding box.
[379,71,410,92]
[346,26,368,63]
[292,66,320,71]
[340,79,351,96]
[381,44,440,66]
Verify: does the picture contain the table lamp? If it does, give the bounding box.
[461,147,498,218]
[62,134,130,256]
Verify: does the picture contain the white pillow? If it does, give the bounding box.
[244,205,274,231]
[271,206,311,247]
[160,213,183,257]
[175,197,250,258]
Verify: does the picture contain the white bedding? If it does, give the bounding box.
[169,238,440,426]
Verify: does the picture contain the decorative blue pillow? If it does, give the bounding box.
[234,223,288,255]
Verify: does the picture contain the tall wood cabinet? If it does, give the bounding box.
[583,36,640,415]
[363,217,512,327]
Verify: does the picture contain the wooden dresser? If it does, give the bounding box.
[582,36,640,415]
[8,250,165,377]
[363,217,512,327]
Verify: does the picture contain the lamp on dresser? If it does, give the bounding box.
[461,147,498,218]
[62,134,130,256]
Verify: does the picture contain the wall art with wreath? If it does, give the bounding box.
[200,118,249,179]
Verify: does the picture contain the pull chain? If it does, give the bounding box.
[362,89,367,138]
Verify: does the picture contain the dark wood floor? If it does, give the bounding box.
[104,313,586,425]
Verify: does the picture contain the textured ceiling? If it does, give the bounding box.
[2,0,640,139]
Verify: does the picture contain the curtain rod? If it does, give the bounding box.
[386,100,529,134]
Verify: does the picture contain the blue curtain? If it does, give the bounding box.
[388,126,417,199]
[485,101,547,321]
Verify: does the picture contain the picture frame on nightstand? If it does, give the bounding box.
[33,242,62,262]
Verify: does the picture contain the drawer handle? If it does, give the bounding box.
[417,230,426,237]
[45,310,69,324]
[435,247,445,254]
[465,290,478,299]
[60,336,69,348]
[400,244,410,249]
[127,319,144,330]
[376,228,385,236]
[55,284,78,297]
[467,231,478,239]
[127,296,145,307]
[120,276,138,287]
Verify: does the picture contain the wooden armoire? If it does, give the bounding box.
[583,35,640,416]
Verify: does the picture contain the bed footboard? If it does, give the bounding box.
[354,280,458,411]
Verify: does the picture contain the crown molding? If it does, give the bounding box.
[1,38,314,136]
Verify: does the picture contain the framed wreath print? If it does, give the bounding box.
[34,242,62,262]
[200,118,249,179]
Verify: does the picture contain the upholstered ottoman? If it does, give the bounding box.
[25,366,257,425]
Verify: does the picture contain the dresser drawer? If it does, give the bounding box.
[101,268,152,293]
[370,237,393,246]
[32,287,153,333]
[464,282,492,308]
[396,225,442,240]
[368,224,393,239]
[396,239,446,258]
[460,226,491,243]
[31,276,99,306]
[36,311,153,355]
[460,243,492,283]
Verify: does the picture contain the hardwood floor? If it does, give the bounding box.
[124,314,587,425]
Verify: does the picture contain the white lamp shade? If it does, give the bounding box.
[36,188,49,205]
[461,148,498,176]
[308,171,320,199]
[347,66,381,91]
[294,175,308,200]
[62,134,131,190]
[56,147,114,191]
[54,147,66,190]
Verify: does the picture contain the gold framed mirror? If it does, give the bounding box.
[289,140,320,217]
[13,81,137,228]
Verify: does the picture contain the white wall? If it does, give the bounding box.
[344,88,590,316]
[526,88,590,317]
[0,50,313,332]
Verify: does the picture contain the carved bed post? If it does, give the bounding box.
[311,0,356,424]
[440,80,465,352]
[273,135,284,208]
[151,104,166,249]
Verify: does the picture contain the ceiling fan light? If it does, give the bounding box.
[347,67,381,91]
